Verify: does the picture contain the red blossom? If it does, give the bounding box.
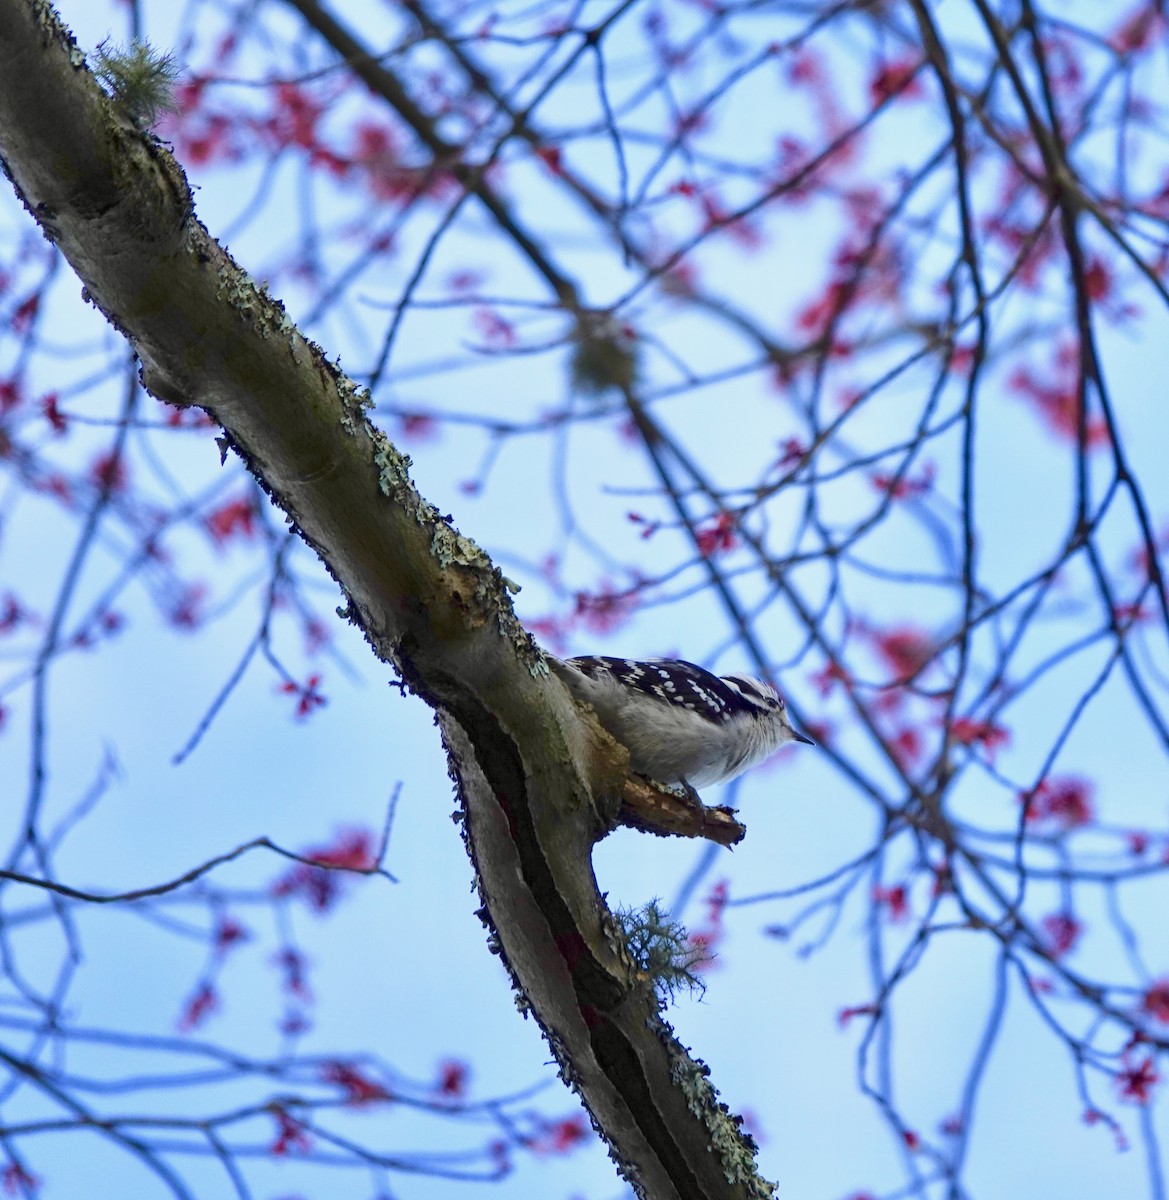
[1038,34,1084,95]
[674,108,709,138]
[398,413,437,440]
[213,915,249,957]
[626,511,661,541]
[940,1113,964,1137]
[695,511,738,557]
[842,185,887,229]
[172,77,208,114]
[930,859,955,898]
[1,1162,39,1196]
[686,927,720,972]
[205,496,256,546]
[697,192,762,249]
[1007,342,1109,447]
[272,829,376,912]
[527,616,567,652]
[40,392,66,434]
[873,883,910,922]
[1141,980,1169,1025]
[889,726,924,768]
[573,583,636,635]
[1084,256,1113,302]
[10,294,39,333]
[472,307,517,348]
[1128,523,1169,582]
[868,56,923,106]
[0,594,25,635]
[776,437,806,469]
[531,1114,590,1155]
[1128,831,1149,856]
[872,462,935,499]
[173,108,238,166]
[38,473,71,505]
[436,1058,469,1099]
[447,269,485,293]
[809,660,851,697]
[177,981,218,1032]
[1110,7,1167,54]
[489,1138,510,1172]
[872,625,934,682]
[535,145,563,174]
[837,1003,878,1028]
[90,450,127,494]
[269,1106,312,1156]
[161,401,215,428]
[772,133,820,194]
[321,1061,393,1106]
[268,82,327,154]
[704,879,729,927]
[835,385,864,411]
[1117,1055,1159,1104]
[306,829,377,872]
[349,121,407,198]
[279,672,327,720]
[1022,776,1094,831]
[169,583,206,630]
[0,379,21,414]
[1083,1106,1130,1151]
[272,947,311,999]
[949,343,977,375]
[947,716,1010,761]
[280,1011,311,1037]
[902,1129,921,1151]
[795,280,851,337]
[1113,600,1150,625]
[1040,911,1082,959]
[303,616,330,654]
[787,46,824,86]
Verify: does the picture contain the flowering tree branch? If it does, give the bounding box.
[0,2,769,1197]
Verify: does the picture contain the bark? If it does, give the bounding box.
[0,4,772,1196]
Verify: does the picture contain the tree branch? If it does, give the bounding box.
[0,3,773,1196]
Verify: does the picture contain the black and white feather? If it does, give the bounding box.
[550,656,812,788]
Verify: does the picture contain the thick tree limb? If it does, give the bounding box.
[0,3,772,1197]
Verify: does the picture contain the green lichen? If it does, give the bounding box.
[336,378,373,436]
[662,1019,777,1198]
[372,432,412,497]
[367,431,534,638]
[430,521,492,571]
[214,266,266,322]
[209,265,284,338]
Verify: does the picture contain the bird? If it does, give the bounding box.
[550,655,812,790]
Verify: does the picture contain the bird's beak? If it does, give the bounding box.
[793,729,815,746]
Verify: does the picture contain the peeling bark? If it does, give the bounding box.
[0,4,775,1196]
